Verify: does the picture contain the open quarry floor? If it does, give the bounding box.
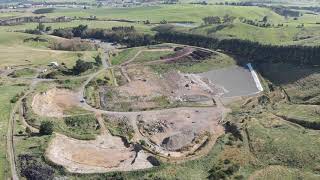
[29,45,261,174]
[47,134,153,173]
[31,88,81,117]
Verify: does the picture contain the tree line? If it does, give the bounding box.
[202,15,236,25]
[50,24,320,66]
[52,25,156,47]
[154,31,320,66]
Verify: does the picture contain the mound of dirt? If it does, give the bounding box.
[161,130,196,151]
[32,88,80,117]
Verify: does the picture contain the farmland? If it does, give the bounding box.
[0,1,319,180]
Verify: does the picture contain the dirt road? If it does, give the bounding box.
[121,48,174,66]
[6,77,42,180]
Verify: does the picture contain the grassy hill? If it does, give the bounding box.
[0,32,97,67]
[47,4,284,24]
[186,22,320,45]
[1,4,320,45]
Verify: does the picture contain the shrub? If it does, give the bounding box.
[33,8,55,14]
[64,115,98,130]
[39,121,54,135]
[19,154,55,180]
[94,54,102,66]
[208,162,240,180]
[224,121,243,141]
[139,139,146,146]
[72,59,93,75]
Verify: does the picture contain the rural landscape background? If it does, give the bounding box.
[0,0,320,179]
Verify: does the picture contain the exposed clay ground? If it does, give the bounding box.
[31,88,80,117]
[135,107,224,156]
[47,134,153,173]
[101,66,221,111]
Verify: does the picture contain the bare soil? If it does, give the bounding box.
[46,134,153,173]
[136,107,224,154]
[101,66,219,111]
[31,88,80,117]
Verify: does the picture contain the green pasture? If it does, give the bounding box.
[274,104,320,123]
[0,32,97,67]
[47,4,284,24]
[0,85,26,179]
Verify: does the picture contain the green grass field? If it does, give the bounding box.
[47,4,284,24]
[1,4,320,46]
[274,104,320,123]
[150,51,236,74]
[0,85,26,179]
[8,68,37,78]
[244,112,320,174]
[258,63,320,105]
[110,47,143,65]
[0,20,154,34]
[189,23,301,44]
[133,51,175,63]
[0,32,97,67]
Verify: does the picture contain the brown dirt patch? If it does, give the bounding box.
[137,107,224,154]
[101,66,218,111]
[31,88,80,117]
[118,66,167,97]
[46,134,153,173]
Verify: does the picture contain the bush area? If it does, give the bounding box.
[8,68,37,78]
[54,114,100,140]
[150,51,235,73]
[103,115,134,142]
[19,154,55,180]
[50,39,97,51]
[110,47,142,65]
[39,58,100,78]
[54,78,87,90]
[33,8,55,14]
[52,25,156,47]
[14,128,66,180]
[39,121,54,135]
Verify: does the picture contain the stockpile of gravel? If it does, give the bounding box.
[161,130,195,151]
